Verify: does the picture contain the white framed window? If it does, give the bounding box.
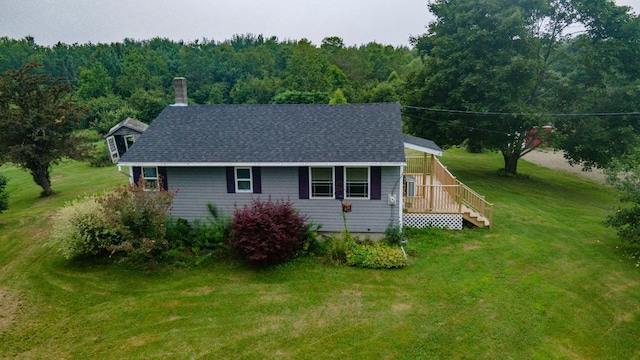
[142,166,158,190]
[106,136,119,162]
[405,176,416,198]
[310,167,334,198]
[124,135,135,150]
[345,167,369,199]
[235,167,253,193]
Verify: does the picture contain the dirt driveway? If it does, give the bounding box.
[522,150,606,183]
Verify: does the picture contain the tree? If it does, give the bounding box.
[76,63,113,100]
[0,172,8,213]
[605,154,640,243]
[284,39,332,92]
[0,62,87,196]
[128,88,169,123]
[405,0,640,175]
[230,76,278,104]
[271,90,330,104]
[554,3,640,170]
[329,88,347,104]
[115,48,169,97]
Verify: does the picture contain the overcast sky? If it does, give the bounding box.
[1,0,639,48]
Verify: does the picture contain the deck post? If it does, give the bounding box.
[399,165,404,230]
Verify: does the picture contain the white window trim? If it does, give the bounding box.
[406,176,416,198]
[124,134,135,151]
[345,166,370,200]
[235,167,253,193]
[141,166,158,191]
[310,167,335,199]
[106,135,119,162]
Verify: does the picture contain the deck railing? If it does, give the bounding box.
[404,155,494,227]
[404,184,460,213]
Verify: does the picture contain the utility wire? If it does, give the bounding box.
[402,105,640,117]
[402,112,513,136]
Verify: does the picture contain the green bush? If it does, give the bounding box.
[319,232,353,264]
[164,217,193,248]
[346,242,407,269]
[52,181,174,261]
[52,197,119,258]
[191,218,230,252]
[87,141,113,167]
[165,216,230,253]
[383,222,404,246]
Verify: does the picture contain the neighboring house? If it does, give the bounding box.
[105,117,149,163]
[118,79,492,234]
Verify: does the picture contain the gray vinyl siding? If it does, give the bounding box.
[167,166,401,233]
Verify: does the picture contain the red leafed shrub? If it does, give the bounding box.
[229,198,310,266]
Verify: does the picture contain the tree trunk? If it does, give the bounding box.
[30,163,53,196]
[502,152,520,175]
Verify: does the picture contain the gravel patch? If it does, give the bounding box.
[522,150,606,183]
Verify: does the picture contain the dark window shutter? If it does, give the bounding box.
[335,166,344,199]
[252,167,262,194]
[132,167,142,185]
[158,167,168,191]
[371,166,382,200]
[298,167,309,199]
[226,167,235,193]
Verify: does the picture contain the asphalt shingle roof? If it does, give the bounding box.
[105,117,149,137]
[119,102,407,165]
[403,134,443,155]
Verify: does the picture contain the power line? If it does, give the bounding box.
[402,105,640,117]
[402,112,512,136]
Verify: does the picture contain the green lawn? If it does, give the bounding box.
[1,151,639,359]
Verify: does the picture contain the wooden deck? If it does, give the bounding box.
[404,154,493,228]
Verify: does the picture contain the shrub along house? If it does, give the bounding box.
[117,78,492,235]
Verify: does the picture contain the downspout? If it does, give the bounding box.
[398,165,404,230]
[390,165,405,229]
[117,165,132,180]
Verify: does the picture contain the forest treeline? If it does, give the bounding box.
[0,34,417,134]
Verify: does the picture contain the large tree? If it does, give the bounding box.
[0,62,87,196]
[405,0,639,174]
[555,2,640,169]
[0,172,8,213]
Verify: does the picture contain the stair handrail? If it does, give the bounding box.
[432,157,494,228]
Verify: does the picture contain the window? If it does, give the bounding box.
[124,135,135,150]
[310,167,334,198]
[142,167,158,190]
[405,176,416,198]
[345,167,369,199]
[235,167,252,192]
[106,136,118,162]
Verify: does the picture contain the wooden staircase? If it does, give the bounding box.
[462,205,491,228]
[405,154,494,229]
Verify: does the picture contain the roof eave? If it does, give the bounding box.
[403,142,443,156]
[118,161,407,167]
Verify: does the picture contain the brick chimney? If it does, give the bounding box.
[172,77,187,106]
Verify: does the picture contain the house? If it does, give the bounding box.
[105,117,149,163]
[118,78,492,234]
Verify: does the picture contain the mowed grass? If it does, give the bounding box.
[1,151,640,359]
